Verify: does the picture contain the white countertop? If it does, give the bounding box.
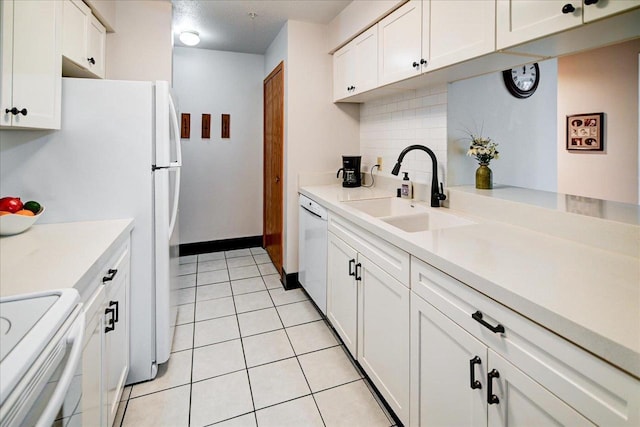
[0,219,134,299]
[300,184,640,379]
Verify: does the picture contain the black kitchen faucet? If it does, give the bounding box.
[391,145,447,207]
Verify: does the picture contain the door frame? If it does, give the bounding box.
[263,61,284,274]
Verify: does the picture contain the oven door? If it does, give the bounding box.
[1,309,85,427]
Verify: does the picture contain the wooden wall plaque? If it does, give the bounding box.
[180,113,190,139]
[202,114,211,139]
[221,114,230,139]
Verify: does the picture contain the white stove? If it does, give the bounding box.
[0,289,84,427]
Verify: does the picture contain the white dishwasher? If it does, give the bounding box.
[298,194,328,315]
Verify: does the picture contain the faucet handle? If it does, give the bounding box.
[438,183,447,201]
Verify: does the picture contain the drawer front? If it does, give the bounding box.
[328,213,410,286]
[411,256,640,426]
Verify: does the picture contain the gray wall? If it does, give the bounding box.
[173,48,265,244]
[447,59,558,192]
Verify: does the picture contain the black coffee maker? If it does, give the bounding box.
[336,155,362,188]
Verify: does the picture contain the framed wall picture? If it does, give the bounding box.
[566,112,604,151]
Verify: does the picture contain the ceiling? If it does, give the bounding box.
[172,0,352,54]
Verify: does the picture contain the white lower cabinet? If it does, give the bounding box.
[411,292,594,426]
[327,213,411,425]
[327,232,358,356]
[104,247,130,427]
[81,240,130,427]
[411,256,640,427]
[411,292,486,426]
[357,254,410,424]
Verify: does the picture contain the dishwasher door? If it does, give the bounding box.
[298,194,328,315]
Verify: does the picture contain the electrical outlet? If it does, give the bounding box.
[377,156,383,171]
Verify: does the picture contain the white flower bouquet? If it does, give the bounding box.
[467,135,499,165]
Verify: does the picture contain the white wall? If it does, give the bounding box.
[360,86,448,190]
[173,48,265,244]
[106,0,172,82]
[447,59,558,192]
[265,21,359,275]
[557,39,640,204]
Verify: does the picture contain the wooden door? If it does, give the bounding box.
[263,62,284,274]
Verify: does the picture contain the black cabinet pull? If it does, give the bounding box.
[109,300,119,323]
[584,0,598,4]
[412,61,420,68]
[5,107,27,116]
[348,259,356,276]
[87,57,96,65]
[355,263,362,281]
[472,311,505,334]
[105,307,116,333]
[420,58,427,65]
[562,3,575,13]
[102,268,118,283]
[469,356,482,390]
[487,369,500,404]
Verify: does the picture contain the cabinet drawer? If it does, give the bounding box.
[329,213,410,286]
[411,256,640,426]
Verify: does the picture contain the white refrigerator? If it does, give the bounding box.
[0,78,182,384]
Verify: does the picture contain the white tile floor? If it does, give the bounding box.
[115,247,398,427]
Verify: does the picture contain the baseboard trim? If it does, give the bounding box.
[281,267,300,290]
[179,236,263,256]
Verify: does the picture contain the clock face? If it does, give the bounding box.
[503,63,540,98]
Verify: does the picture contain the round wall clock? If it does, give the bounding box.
[502,63,540,99]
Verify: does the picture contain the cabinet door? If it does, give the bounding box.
[354,26,378,94]
[327,232,359,356]
[82,286,106,427]
[427,0,495,71]
[583,0,640,22]
[378,0,422,85]
[411,292,487,427]
[333,42,356,101]
[62,0,89,67]
[0,0,61,129]
[104,249,130,427]
[496,0,582,50]
[87,14,106,78]
[358,254,410,425]
[487,350,596,426]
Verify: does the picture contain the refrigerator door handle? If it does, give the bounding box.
[168,95,182,168]
[168,166,181,238]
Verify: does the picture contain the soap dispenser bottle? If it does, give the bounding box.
[401,172,412,199]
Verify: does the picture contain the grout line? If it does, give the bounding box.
[269,289,327,427]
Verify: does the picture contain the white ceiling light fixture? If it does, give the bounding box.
[179,30,200,46]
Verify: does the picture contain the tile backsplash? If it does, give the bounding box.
[360,84,448,190]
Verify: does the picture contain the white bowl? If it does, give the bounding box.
[0,207,45,236]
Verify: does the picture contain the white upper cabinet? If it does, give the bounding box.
[333,26,378,102]
[497,0,582,49]
[497,0,640,50]
[87,14,106,78]
[1,0,62,129]
[378,0,422,86]
[62,0,106,79]
[583,0,640,22]
[427,0,495,71]
[62,0,90,67]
